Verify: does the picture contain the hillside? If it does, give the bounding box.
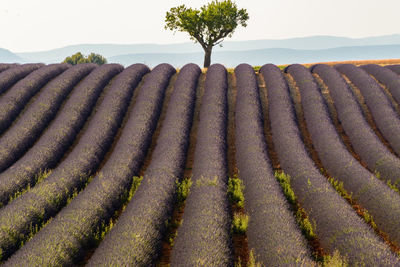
[12,34,400,64]
[108,44,400,67]
[0,48,24,63]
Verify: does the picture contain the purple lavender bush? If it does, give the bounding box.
[361,64,400,106]
[170,64,233,266]
[0,64,16,73]
[0,64,69,135]
[0,64,98,173]
[234,64,313,265]
[3,64,177,266]
[336,64,400,155]
[0,63,43,94]
[0,64,129,261]
[386,64,400,75]
[87,64,199,266]
[292,63,400,249]
[313,64,400,186]
[0,64,146,206]
[261,63,399,266]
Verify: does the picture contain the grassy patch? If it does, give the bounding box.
[274,171,322,260]
[232,213,249,235]
[228,174,245,209]
[176,177,192,204]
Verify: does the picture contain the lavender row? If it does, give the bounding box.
[0,63,43,94]
[0,64,124,206]
[0,64,15,73]
[386,64,400,75]
[0,64,69,135]
[0,64,124,261]
[234,64,313,265]
[313,65,400,193]
[88,64,198,266]
[261,64,398,266]
[361,64,400,106]
[292,64,400,249]
[4,64,166,266]
[336,64,400,155]
[170,64,232,266]
[0,64,97,172]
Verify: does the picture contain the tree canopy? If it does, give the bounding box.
[165,0,249,67]
[63,52,107,65]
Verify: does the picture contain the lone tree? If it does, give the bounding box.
[63,52,107,65]
[165,0,249,68]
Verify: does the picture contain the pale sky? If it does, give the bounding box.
[1,0,399,52]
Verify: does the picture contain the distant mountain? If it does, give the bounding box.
[108,44,400,67]
[0,48,24,63]
[13,34,400,64]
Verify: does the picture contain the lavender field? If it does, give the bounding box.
[0,62,400,266]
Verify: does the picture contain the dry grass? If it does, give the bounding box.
[301,58,400,68]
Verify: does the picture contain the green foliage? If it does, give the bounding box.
[63,52,107,65]
[232,212,248,234]
[176,177,192,204]
[275,171,318,248]
[296,208,316,240]
[7,169,51,205]
[228,174,245,208]
[94,176,143,244]
[165,0,249,67]
[127,176,143,202]
[248,250,262,267]
[274,171,296,205]
[322,250,348,267]
[328,176,377,230]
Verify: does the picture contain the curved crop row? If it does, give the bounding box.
[291,64,400,249]
[0,64,69,135]
[261,64,399,266]
[0,64,127,206]
[170,64,232,266]
[87,64,198,266]
[361,64,400,106]
[0,64,43,94]
[0,64,15,73]
[0,64,124,261]
[336,64,400,155]
[316,65,400,180]
[386,65,400,75]
[234,64,312,265]
[0,64,97,173]
[313,65,400,192]
[3,64,171,266]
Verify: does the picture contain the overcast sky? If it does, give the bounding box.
[1,0,399,52]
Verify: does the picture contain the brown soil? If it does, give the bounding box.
[157,73,205,266]
[139,73,177,176]
[228,72,249,267]
[257,73,281,170]
[301,58,400,68]
[369,75,400,116]
[96,74,149,171]
[288,73,400,257]
[313,73,369,170]
[76,73,176,266]
[285,73,324,167]
[341,74,397,156]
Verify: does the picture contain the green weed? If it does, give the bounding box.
[228,174,245,208]
[232,213,249,235]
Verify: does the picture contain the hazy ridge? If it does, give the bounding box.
[1,34,400,66]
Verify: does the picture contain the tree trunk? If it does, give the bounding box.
[203,47,212,68]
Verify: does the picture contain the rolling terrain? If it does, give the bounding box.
[0,62,399,266]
